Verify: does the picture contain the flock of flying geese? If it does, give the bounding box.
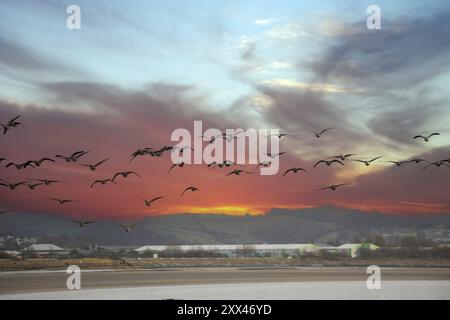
[0,115,449,232]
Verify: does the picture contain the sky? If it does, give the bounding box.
[0,0,449,219]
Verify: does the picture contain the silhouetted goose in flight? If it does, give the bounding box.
[71,220,96,228]
[140,196,164,207]
[316,183,348,191]
[120,221,145,232]
[21,158,55,168]
[35,179,66,186]
[216,133,234,142]
[81,158,110,171]
[147,146,168,157]
[264,152,286,159]
[168,162,185,174]
[216,130,244,142]
[314,159,344,168]
[200,135,216,144]
[45,197,78,205]
[267,133,294,140]
[160,145,174,152]
[56,150,89,163]
[311,127,333,138]
[330,154,356,161]
[90,178,116,188]
[0,125,8,135]
[384,160,407,167]
[0,210,7,215]
[413,133,440,142]
[112,171,141,182]
[6,115,24,128]
[171,146,194,154]
[217,160,243,168]
[5,161,35,169]
[33,158,55,167]
[408,157,425,164]
[256,161,272,169]
[421,161,450,171]
[129,148,153,162]
[1,115,24,135]
[207,161,217,168]
[26,183,44,190]
[352,156,383,166]
[181,186,199,196]
[282,167,308,177]
[0,180,28,190]
[223,169,253,178]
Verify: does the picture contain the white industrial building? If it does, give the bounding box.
[22,244,69,256]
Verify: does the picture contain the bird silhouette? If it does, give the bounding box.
[168,162,185,174]
[71,220,96,228]
[440,157,450,164]
[81,158,110,171]
[223,169,253,178]
[181,186,199,196]
[207,161,218,168]
[34,179,66,186]
[45,198,78,205]
[268,133,294,139]
[171,146,194,155]
[264,152,286,159]
[140,196,164,207]
[282,167,308,177]
[200,135,216,144]
[216,131,243,142]
[313,159,344,168]
[55,151,89,163]
[0,180,28,190]
[256,161,272,169]
[1,115,24,135]
[413,133,440,142]
[311,127,333,138]
[112,171,141,182]
[329,154,356,161]
[215,160,243,169]
[384,160,407,167]
[5,161,35,169]
[316,184,348,191]
[90,179,116,188]
[352,156,383,166]
[408,157,426,164]
[0,210,7,215]
[21,158,55,168]
[421,161,450,171]
[26,183,44,190]
[129,148,153,162]
[120,221,145,232]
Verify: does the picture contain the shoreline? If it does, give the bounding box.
[1,257,450,272]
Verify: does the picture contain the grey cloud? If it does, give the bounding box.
[0,37,56,71]
[310,11,450,89]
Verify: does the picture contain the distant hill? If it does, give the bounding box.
[1,207,449,246]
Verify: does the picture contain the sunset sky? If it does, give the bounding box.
[1,0,449,219]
